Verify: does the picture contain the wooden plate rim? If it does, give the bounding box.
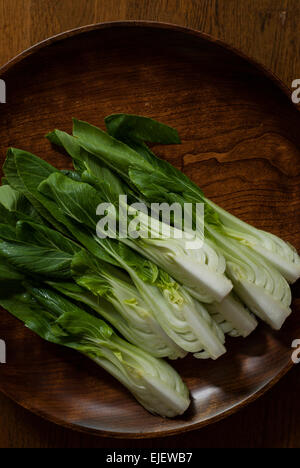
[0,20,298,439]
[0,20,298,103]
[0,360,294,439]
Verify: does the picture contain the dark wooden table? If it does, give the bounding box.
[0,0,299,449]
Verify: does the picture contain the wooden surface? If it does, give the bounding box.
[1,0,300,88]
[0,364,299,448]
[0,0,299,449]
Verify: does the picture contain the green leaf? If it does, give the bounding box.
[38,172,120,266]
[104,114,204,201]
[0,204,17,227]
[73,119,204,203]
[71,249,129,297]
[73,222,120,266]
[61,170,82,182]
[47,280,104,311]
[47,129,119,190]
[105,114,181,144]
[0,258,24,281]
[4,151,115,264]
[0,184,20,210]
[27,284,113,341]
[0,184,42,224]
[3,148,26,192]
[47,130,89,174]
[95,237,160,285]
[4,149,69,233]
[15,149,58,193]
[120,139,158,165]
[73,119,150,183]
[81,165,126,206]
[47,129,82,161]
[16,221,80,255]
[0,224,17,241]
[0,240,74,279]
[0,285,65,344]
[38,172,102,229]
[48,128,143,204]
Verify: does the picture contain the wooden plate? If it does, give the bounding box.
[0,22,299,439]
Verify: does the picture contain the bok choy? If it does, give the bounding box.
[46,129,257,337]
[1,112,298,420]
[0,280,190,417]
[69,115,296,331]
[0,161,225,359]
[0,210,184,359]
[37,173,227,359]
[46,129,233,304]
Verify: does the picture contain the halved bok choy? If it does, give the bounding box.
[46,129,233,304]
[69,114,294,331]
[0,215,184,359]
[0,278,190,417]
[53,119,257,335]
[47,129,257,337]
[37,172,226,359]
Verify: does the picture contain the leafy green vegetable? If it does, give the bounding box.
[0,196,184,359]
[16,221,79,254]
[3,149,26,192]
[72,119,147,183]
[0,224,17,241]
[105,114,181,144]
[204,198,300,284]
[1,112,297,419]
[40,137,253,342]
[101,114,297,330]
[69,249,185,359]
[53,122,254,334]
[38,172,226,358]
[206,293,257,338]
[208,228,292,330]
[38,172,102,228]
[0,220,80,281]
[0,258,24,281]
[113,208,232,303]
[96,237,226,358]
[0,283,190,417]
[47,129,144,205]
[3,149,69,233]
[0,240,74,280]
[0,184,42,226]
[41,147,232,303]
[4,153,118,267]
[73,118,204,203]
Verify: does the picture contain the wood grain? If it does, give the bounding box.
[1,364,299,448]
[0,1,300,88]
[0,0,299,449]
[0,23,299,446]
